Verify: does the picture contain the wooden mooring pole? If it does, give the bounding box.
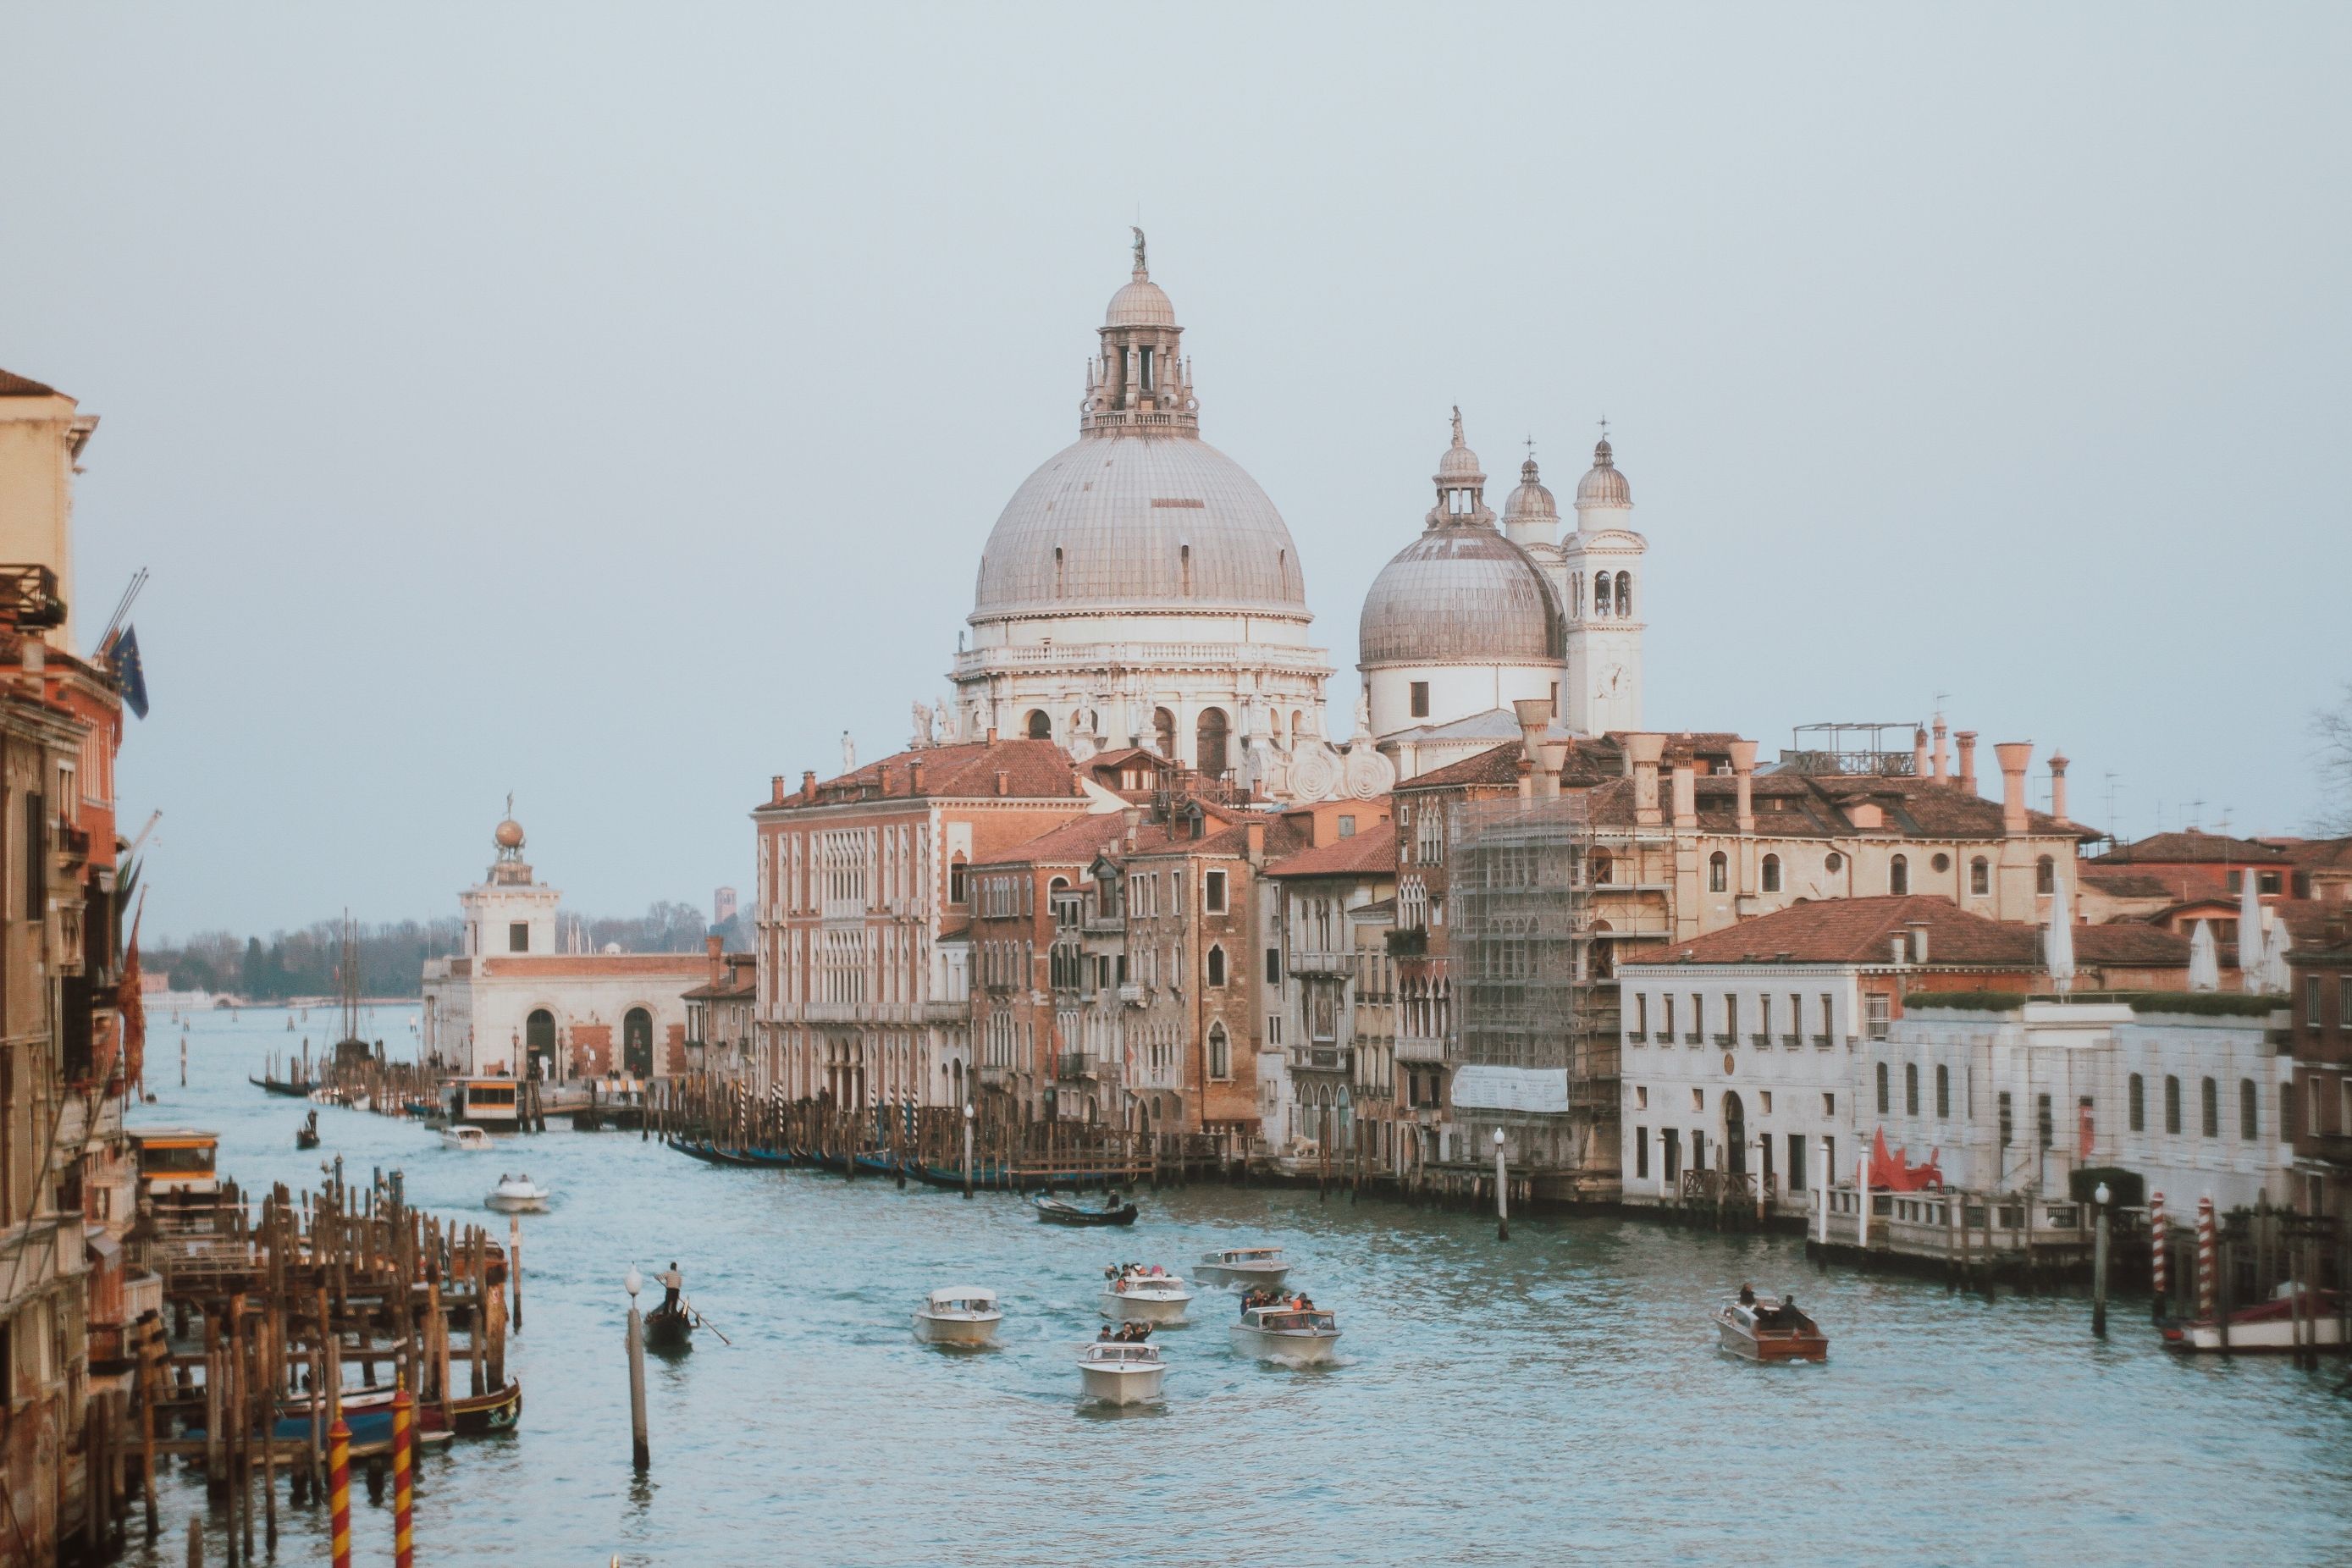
[2091,1181,2111,1339]
[626,1282,650,1470]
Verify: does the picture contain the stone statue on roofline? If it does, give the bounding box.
[841,731,857,772]
[911,701,935,748]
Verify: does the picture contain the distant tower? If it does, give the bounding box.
[714,886,739,927]
[1560,430,1646,734]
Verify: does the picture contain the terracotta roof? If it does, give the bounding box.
[980,812,1131,869]
[1624,895,2185,970]
[2090,829,2291,866]
[1351,897,1398,920]
[0,369,61,397]
[2072,924,2192,964]
[2268,836,2352,871]
[2079,870,2173,898]
[774,738,1083,809]
[1266,820,1398,880]
[1397,743,1524,791]
[682,975,755,1001]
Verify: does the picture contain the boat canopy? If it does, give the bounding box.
[928,1287,997,1306]
[1082,1343,1161,1363]
[1213,1247,1283,1262]
[1247,1309,1336,1332]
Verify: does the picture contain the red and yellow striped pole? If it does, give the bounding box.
[2149,1190,2167,1318]
[328,1416,352,1568]
[392,1384,414,1568]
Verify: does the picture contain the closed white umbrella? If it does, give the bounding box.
[2238,874,2263,991]
[2046,872,2077,996]
[2188,919,2219,991]
[2260,916,2293,994]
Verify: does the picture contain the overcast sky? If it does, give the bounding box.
[4,5,2346,941]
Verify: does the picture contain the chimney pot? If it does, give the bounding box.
[1994,741,2033,836]
[908,758,925,794]
[985,726,998,745]
[1626,733,1665,828]
[1912,728,1930,781]
[1730,739,1758,832]
[771,774,786,805]
[994,769,1009,798]
[801,769,817,804]
[1932,718,1950,783]
[1955,731,1979,794]
[2048,751,2069,822]
[1670,759,1698,830]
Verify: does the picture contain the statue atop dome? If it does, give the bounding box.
[1131,224,1147,278]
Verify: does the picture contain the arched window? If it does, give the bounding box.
[1025,709,1052,740]
[1053,545,1065,596]
[2128,1072,2145,1131]
[1875,1062,1890,1115]
[1591,850,1613,886]
[2239,1079,2256,1140]
[948,855,969,906]
[1905,1063,1919,1116]
[1207,1023,1229,1080]
[2200,1077,2218,1137]
[623,1008,654,1077]
[527,1009,555,1078]
[1889,854,1909,896]
[1151,707,1176,758]
[1206,946,1227,987]
[1760,854,1781,893]
[1709,851,1728,893]
[2164,1074,2182,1134]
[1970,857,1990,896]
[1615,571,1632,617]
[2036,856,2056,895]
[1196,708,1230,776]
[1594,575,1611,617]
[1935,1063,1951,1118]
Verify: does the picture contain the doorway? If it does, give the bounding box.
[1723,1090,1747,1177]
[526,1009,556,1081]
[623,1008,654,1077]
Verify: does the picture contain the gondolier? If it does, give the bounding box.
[657,1262,683,1315]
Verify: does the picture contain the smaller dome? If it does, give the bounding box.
[1576,436,1631,508]
[494,819,525,851]
[1504,455,1557,523]
[1360,527,1564,667]
[1106,277,1174,328]
[1435,406,1484,484]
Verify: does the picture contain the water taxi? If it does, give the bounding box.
[441,1125,494,1152]
[911,1287,1002,1347]
[2162,1284,2345,1353]
[1231,1302,1340,1366]
[445,1078,522,1129]
[1099,1267,1194,1323]
[127,1128,222,1214]
[484,1173,550,1212]
[1195,1246,1289,1289]
[1078,1340,1168,1405]
[1713,1295,1828,1362]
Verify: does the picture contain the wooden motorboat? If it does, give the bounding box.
[442,1125,494,1152]
[2162,1286,2345,1353]
[1035,1193,1138,1227]
[1078,1340,1168,1405]
[1714,1295,1828,1362]
[484,1173,549,1213]
[1230,1302,1341,1366]
[1099,1267,1193,1323]
[912,1287,1002,1347]
[1196,1246,1289,1289]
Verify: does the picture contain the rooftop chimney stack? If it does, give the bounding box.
[2048,751,2069,823]
[1932,718,1950,783]
[993,769,1009,798]
[771,774,786,805]
[1628,733,1665,828]
[1670,759,1698,830]
[1730,739,1758,832]
[1955,731,1979,794]
[801,769,817,804]
[1512,698,1560,799]
[1912,728,1930,781]
[1995,742,2033,836]
[908,758,926,795]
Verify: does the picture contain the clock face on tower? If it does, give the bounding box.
[1598,663,1626,698]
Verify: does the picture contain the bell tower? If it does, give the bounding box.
[1560,427,1647,735]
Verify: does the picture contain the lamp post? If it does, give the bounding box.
[962,1101,976,1200]
[623,1268,649,1469]
[2091,1181,2112,1339]
[1493,1126,1510,1242]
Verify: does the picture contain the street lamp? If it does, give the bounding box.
[2091,1182,2112,1339]
[962,1100,977,1200]
[624,1267,642,1300]
[1493,1125,1510,1242]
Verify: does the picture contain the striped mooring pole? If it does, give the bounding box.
[393,1385,415,1568]
[328,1417,352,1568]
[2149,1191,2167,1320]
[2195,1193,2217,1322]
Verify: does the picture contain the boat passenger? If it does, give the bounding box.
[1097,1325,1114,1341]
[1737,1283,1756,1306]
[657,1262,684,1315]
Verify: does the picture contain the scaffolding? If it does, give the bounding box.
[1449,794,1606,1086]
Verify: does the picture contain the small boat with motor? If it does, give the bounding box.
[1231,1299,1341,1366]
[1078,1339,1168,1405]
[295,1111,321,1151]
[1195,1246,1289,1289]
[1713,1289,1827,1362]
[1099,1265,1193,1323]
[1035,1191,1138,1227]
[442,1124,494,1152]
[2162,1283,2345,1353]
[911,1286,1002,1347]
[484,1173,549,1212]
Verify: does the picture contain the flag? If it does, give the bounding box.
[117,902,146,1092]
[112,625,150,719]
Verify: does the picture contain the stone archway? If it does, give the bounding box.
[526,1009,556,1080]
[623,1008,654,1078]
[1196,707,1230,776]
[1723,1089,1747,1178]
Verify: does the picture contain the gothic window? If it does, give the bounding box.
[2036,856,2056,895]
[1970,857,1990,895]
[948,856,969,906]
[1206,946,1227,987]
[1025,709,1052,740]
[1708,852,1727,893]
[1208,1023,1230,1080]
[1615,571,1632,617]
[2128,1072,2145,1131]
[1761,854,1781,893]
[1410,681,1430,718]
[1889,854,1909,896]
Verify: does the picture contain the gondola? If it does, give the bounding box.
[1035,1193,1139,1227]
[643,1302,695,1353]
[295,1111,321,1151]
[249,1074,317,1098]
[668,1136,760,1168]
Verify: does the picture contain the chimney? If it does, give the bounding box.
[1995,742,2032,836]
[1670,759,1697,830]
[1512,698,1559,800]
[1954,731,1979,794]
[1123,806,1141,851]
[1905,920,1930,964]
[1931,717,1949,783]
[2048,751,2069,822]
[994,769,1009,798]
[1912,727,1930,781]
[1245,820,1266,865]
[1730,739,1758,832]
[800,769,817,804]
[908,758,926,795]
[706,933,723,983]
[771,774,786,806]
[1627,733,1665,828]
[985,726,998,745]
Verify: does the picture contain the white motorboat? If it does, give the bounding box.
[1231,1302,1340,1366]
[2162,1284,2345,1353]
[1077,1340,1168,1405]
[442,1125,494,1152]
[484,1173,549,1212]
[1099,1267,1194,1324]
[912,1287,1002,1347]
[1195,1246,1289,1289]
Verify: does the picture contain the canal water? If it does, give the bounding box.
[130,1008,2350,1567]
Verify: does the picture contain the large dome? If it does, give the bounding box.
[1359,527,1564,667]
[971,433,1309,619]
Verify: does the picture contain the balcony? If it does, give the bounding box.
[1118,983,1146,1008]
[1812,1033,1832,1048]
[2300,1130,2352,1167]
[976,1063,1014,1090]
[1781,1034,1801,1048]
[1055,1052,1100,1081]
[1083,914,1125,936]
[1289,1046,1350,1074]
[1750,1033,1770,1048]
[1712,1033,1734,1047]
[1395,1035,1450,1064]
[1682,1031,1702,1046]
[1289,948,1353,977]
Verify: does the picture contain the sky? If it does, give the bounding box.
[3,5,2346,941]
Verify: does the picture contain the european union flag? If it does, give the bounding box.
[113,625,149,719]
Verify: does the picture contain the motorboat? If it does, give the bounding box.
[1035,1192,1138,1227]
[1230,1301,1341,1366]
[1077,1340,1168,1405]
[2162,1284,2345,1353]
[484,1173,550,1213]
[1713,1294,1828,1362]
[912,1287,1002,1347]
[1099,1267,1194,1324]
[442,1125,494,1152]
[1195,1246,1289,1289]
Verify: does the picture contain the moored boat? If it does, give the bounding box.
[1077,1340,1168,1405]
[2162,1285,2345,1353]
[912,1286,1002,1347]
[1099,1266,1193,1323]
[484,1173,549,1212]
[1196,1246,1289,1289]
[1714,1294,1828,1362]
[1036,1193,1138,1227]
[1230,1301,1340,1366]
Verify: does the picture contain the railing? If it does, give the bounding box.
[953,641,1329,678]
[1812,1033,1832,1048]
[1682,1031,1703,1045]
[1394,1035,1450,1064]
[1749,1033,1770,1048]
[1289,1046,1350,1073]
[976,1063,1014,1090]
[1055,1052,1099,1080]
[1713,1034,1734,1047]
[1289,948,1354,976]
[2300,1130,2352,1166]
[1082,915,1125,936]
[1781,1033,1801,1048]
